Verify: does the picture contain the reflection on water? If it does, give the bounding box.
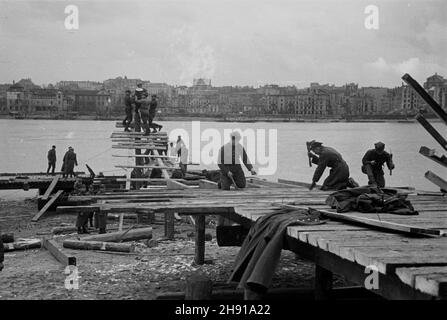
[0,119,445,199]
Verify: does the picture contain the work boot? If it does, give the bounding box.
[144,130,150,136]
[77,227,83,234]
[99,228,106,234]
[82,226,89,234]
[158,125,163,131]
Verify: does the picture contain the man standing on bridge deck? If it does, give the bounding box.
[47,145,56,175]
[218,131,257,190]
[361,142,395,188]
[308,140,351,191]
[122,90,133,132]
[62,146,78,178]
[148,95,162,133]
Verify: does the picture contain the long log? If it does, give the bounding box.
[43,239,76,266]
[63,239,135,252]
[3,239,42,252]
[80,227,152,242]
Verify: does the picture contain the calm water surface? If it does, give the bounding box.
[0,119,445,199]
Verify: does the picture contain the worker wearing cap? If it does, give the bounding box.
[308,140,350,191]
[218,131,257,190]
[361,142,394,188]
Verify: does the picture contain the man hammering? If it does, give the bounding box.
[307,140,355,191]
[218,131,257,190]
[361,142,395,188]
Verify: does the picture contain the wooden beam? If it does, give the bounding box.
[43,239,76,266]
[278,178,321,189]
[41,176,59,200]
[415,113,447,151]
[32,190,64,222]
[63,239,135,252]
[198,179,218,189]
[248,177,301,188]
[425,171,447,192]
[402,73,447,124]
[112,154,175,159]
[419,146,447,168]
[112,145,166,150]
[116,165,176,170]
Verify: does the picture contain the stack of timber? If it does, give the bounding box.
[402,74,447,194]
[57,176,447,299]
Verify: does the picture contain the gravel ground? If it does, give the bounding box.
[0,197,348,300]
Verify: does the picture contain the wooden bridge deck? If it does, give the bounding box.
[57,177,447,299]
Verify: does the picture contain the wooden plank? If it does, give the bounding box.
[278,178,320,189]
[275,204,445,237]
[43,239,76,266]
[415,113,447,151]
[419,146,447,168]
[112,145,166,150]
[425,171,447,192]
[198,179,218,189]
[32,190,64,222]
[339,246,447,274]
[167,179,191,190]
[113,154,175,159]
[248,178,301,188]
[402,73,447,124]
[396,266,447,297]
[41,176,59,200]
[116,165,176,170]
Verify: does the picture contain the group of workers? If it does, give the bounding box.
[216,131,394,191]
[46,145,78,178]
[123,83,162,135]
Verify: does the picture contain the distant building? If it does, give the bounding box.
[56,80,103,91]
[424,73,447,112]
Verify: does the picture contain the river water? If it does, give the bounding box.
[0,119,445,199]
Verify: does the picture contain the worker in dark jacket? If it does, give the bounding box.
[362,142,394,188]
[47,145,56,175]
[218,131,257,190]
[62,146,78,178]
[122,90,133,132]
[308,140,350,191]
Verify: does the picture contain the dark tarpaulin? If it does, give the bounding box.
[228,209,324,292]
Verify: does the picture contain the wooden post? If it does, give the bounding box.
[314,264,333,300]
[194,215,206,265]
[164,212,175,239]
[185,271,212,300]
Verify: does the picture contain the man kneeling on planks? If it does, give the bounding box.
[307,140,356,191]
[218,131,257,190]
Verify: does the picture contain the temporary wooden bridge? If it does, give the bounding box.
[57,176,447,300]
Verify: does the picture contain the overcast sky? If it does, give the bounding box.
[0,0,446,87]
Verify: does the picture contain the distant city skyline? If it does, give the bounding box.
[0,0,446,88]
